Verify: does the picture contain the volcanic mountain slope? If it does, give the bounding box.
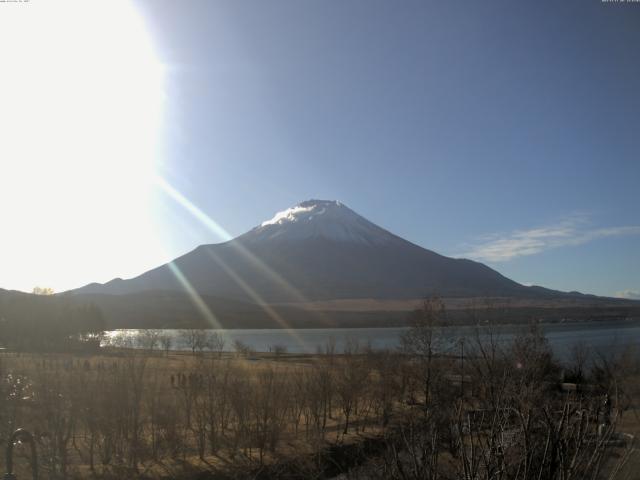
[72,200,541,302]
[67,200,640,328]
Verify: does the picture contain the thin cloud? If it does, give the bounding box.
[459,218,640,262]
[616,289,640,300]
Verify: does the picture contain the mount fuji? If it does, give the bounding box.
[69,200,629,328]
[73,200,530,300]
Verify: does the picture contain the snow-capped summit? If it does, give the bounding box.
[260,200,340,227]
[71,198,536,307]
[245,199,402,246]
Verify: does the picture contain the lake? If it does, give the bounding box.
[104,320,640,362]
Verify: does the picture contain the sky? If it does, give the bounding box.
[0,0,638,298]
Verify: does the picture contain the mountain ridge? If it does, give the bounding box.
[66,199,638,327]
[69,199,581,300]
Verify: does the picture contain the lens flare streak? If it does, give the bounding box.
[155,176,333,338]
[166,261,222,329]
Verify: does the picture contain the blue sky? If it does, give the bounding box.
[0,0,638,296]
[141,0,639,298]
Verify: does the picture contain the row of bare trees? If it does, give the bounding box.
[343,298,639,480]
[108,329,227,357]
[0,344,414,478]
[0,302,636,479]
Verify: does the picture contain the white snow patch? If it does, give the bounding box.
[250,200,400,246]
[261,205,315,227]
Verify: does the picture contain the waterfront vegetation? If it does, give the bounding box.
[0,300,638,479]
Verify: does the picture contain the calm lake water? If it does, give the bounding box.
[105,320,640,362]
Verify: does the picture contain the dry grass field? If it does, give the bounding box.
[0,314,638,479]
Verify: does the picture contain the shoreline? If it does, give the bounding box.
[105,316,640,332]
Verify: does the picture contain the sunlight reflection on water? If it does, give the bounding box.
[103,320,640,361]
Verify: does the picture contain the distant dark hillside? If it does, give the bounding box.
[70,289,640,330]
[0,288,105,350]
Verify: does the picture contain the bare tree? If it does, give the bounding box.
[205,331,226,357]
[159,333,173,356]
[140,329,161,352]
[336,340,370,435]
[269,344,288,359]
[233,339,253,358]
[182,329,207,354]
[400,297,446,407]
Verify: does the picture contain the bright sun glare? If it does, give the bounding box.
[0,0,166,292]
